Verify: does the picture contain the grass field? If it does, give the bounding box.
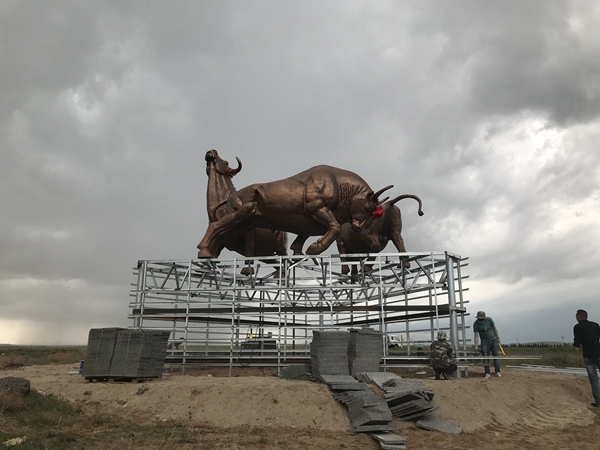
[0,345,227,449]
[0,343,579,370]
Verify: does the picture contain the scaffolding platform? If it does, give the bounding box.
[129,251,470,375]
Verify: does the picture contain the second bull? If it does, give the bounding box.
[336,194,424,275]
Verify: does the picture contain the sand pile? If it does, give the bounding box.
[3,363,599,445]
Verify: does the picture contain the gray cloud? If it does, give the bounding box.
[1,1,599,343]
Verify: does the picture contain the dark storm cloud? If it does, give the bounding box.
[1,0,599,343]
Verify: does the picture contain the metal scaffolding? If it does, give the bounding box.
[129,251,469,374]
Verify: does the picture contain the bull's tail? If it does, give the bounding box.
[386,194,424,216]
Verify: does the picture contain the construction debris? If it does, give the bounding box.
[355,372,436,420]
[331,389,393,429]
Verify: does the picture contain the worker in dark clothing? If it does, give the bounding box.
[430,331,457,380]
[573,309,600,407]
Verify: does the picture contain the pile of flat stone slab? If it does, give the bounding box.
[355,372,436,420]
[319,374,407,449]
[83,328,170,381]
[310,327,382,380]
[321,375,394,428]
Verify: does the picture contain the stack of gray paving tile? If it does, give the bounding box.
[354,371,404,390]
[83,328,170,379]
[280,363,312,380]
[310,330,351,380]
[355,372,436,420]
[348,327,383,375]
[82,328,120,378]
[331,388,394,432]
[320,374,371,391]
[111,329,170,378]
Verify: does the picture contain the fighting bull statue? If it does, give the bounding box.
[197,153,393,259]
[204,149,288,260]
[336,194,424,275]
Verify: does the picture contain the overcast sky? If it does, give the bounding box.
[1,1,599,345]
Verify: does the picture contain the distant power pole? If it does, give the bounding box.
[561,335,565,344]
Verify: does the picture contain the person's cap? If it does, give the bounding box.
[476,311,486,319]
[437,331,447,340]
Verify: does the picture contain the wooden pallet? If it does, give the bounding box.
[84,376,154,383]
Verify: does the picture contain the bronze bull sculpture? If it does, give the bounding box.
[197,154,392,258]
[204,149,288,261]
[336,194,424,275]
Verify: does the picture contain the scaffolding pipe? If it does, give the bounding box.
[445,252,461,378]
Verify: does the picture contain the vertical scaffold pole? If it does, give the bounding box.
[133,260,147,329]
[445,252,460,379]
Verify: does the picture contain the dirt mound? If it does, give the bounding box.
[4,364,600,449]
[414,369,596,432]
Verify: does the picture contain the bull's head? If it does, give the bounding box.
[205,149,242,178]
[350,184,393,232]
[360,193,424,252]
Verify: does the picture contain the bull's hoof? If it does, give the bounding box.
[341,265,350,275]
[241,267,254,276]
[402,260,411,269]
[197,249,218,258]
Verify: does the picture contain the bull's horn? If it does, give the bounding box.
[387,194,424,216]
[372,185,393,201]
[231,157,242,175]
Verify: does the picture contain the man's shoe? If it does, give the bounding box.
[496,372,502,377]
[484,373,491,379]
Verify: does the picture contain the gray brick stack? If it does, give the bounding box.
[310,328,383,380]
[83,328,170,380]
[348,327,383,375]
[310,330,351,379]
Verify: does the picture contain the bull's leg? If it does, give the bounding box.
[389,213,410,268]
[197,222,222,258]
[306,208,341,255]
[274,231,288,256]
[240,230,255,275]
[365,256,376,273]
[392,234,411,268]
[336,237,350,274]
[290,235,308,255]
[341,262,350,275]
[351,264,359,282]
[197,201,257,258]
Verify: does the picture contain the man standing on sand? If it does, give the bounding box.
[473,311,501,379]
[573,309,600,407]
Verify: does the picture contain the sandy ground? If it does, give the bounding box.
[4,364,600,449]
